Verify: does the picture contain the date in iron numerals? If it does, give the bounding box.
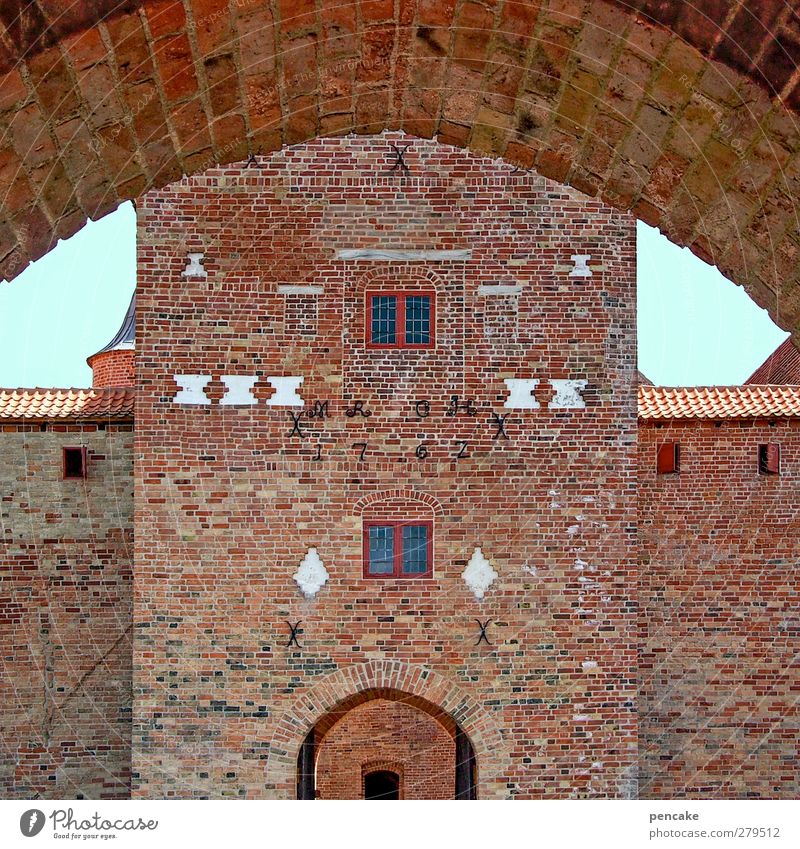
[352,441,368,462]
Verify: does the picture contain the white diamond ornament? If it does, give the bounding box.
[462,547,498,600]
[293,548,329,599]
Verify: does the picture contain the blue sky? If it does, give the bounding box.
[0,204,788,388]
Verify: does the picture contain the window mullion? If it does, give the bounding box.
[397,294,406,347]
[394,521,403,577]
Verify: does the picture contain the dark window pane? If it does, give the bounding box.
[404,295,430,345]
[371,295,397,344]
[401,524,428,574]
[368,525,395,574]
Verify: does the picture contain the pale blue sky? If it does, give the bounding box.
[0,204,788,388]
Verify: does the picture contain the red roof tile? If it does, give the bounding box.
[0,388,135,420]
[638,385,800,420]
[746,338,800,384]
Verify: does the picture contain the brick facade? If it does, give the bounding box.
[1,132,797,801]
[133,133,639,799]
[315,698,455,800]
[639,419,800,798]
[88,349,135,388]
[0,422,133,798]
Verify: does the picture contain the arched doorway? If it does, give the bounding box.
[364,770,400,800]
[296,689,477,800]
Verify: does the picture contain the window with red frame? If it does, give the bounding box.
[366,291,434,348]
[363,520,433,578]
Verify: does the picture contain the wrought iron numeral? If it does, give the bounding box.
[456,440,469,459]
[353,442,368,462]
[414,400,431,419]
[312,444,322,461]
[415,443,429,459]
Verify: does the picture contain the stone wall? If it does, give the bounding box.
[0,422,133,799]
[133,132,638,799]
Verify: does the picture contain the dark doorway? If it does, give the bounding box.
[364,769,400,799]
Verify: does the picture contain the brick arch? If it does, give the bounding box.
[264,659,507,799]
[353,266,447,296]
[0,2,799,335]
[353,488,443,516]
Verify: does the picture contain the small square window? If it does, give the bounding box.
[366,291,434,348]
[758,443,780,475]
[656,442,679,475]
[363,520,432,578]
[63,447,87,479]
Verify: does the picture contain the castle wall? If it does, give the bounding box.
[639,419,800,798]
[133,133,638,799]
[0,423,133,798]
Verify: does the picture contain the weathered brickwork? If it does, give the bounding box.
[2,131,798,801]
[89,349,136,388]
[0,2,798,343]
[133,133,638,799]
[0,423,133,799]
[639,419,800,799]
[315,698,455,800]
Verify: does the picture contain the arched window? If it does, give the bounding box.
[364,769,400,800]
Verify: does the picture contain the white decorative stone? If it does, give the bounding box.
[265,376,304,406]
[220,375,258,405]
[549,379,587,409]
[182,252,207,278]
[173,374,211,405]
[504,378,540,409]
[336,248,471,261]
[277,284,324,294]
[478,284,523,295]
[569,254,592,277]
[462,547,498,600]
[293,547,329,599]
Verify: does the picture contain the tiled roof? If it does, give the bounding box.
[638,385,800,420]
[746,338,800,384]
[1,385,797,422]
[0,388,135,420]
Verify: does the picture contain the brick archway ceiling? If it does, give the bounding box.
[0,1,799,335]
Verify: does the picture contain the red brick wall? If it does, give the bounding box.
[133,133,638,799]
[315,698,455,800]
[639,419,800,798]
[0,423,133,799]
[89,349,135,388]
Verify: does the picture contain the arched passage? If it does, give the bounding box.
[296,688,477,800]
[0,2,798,336]
[264,659,507,799]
